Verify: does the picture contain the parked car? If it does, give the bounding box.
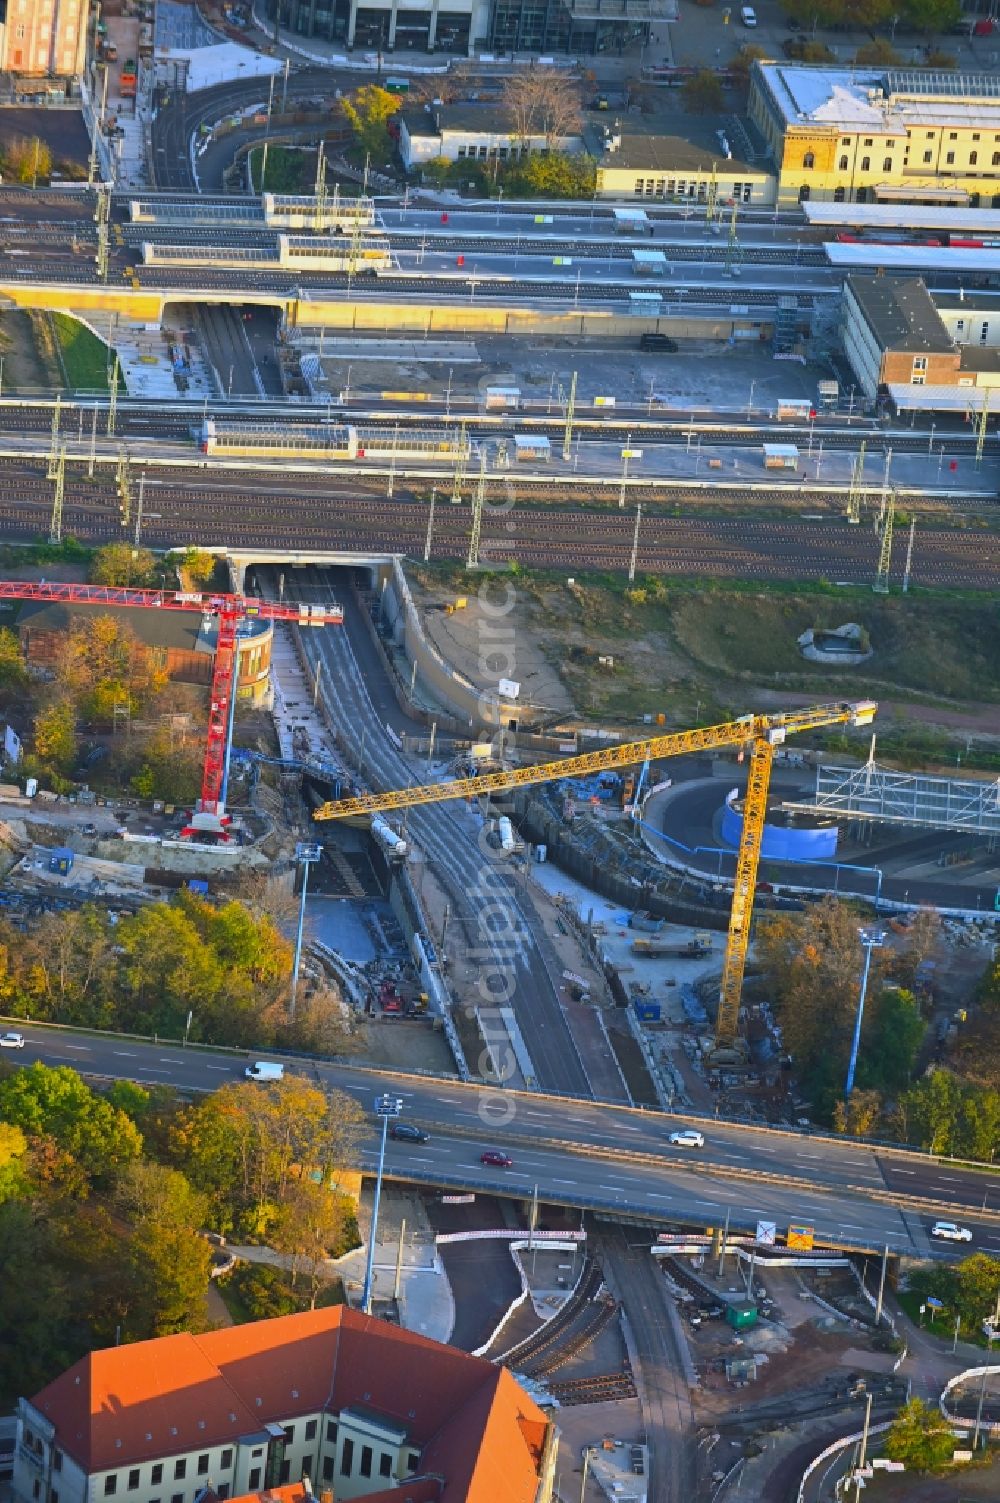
[639,332,677,352]
[0,1031,25,1048]
[740,5,757,24]
[390,1123,429,1143]
[668,1129,705,1149]
[931,1220,972,1243]
[481,1150,513,1168]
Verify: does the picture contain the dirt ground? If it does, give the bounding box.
[354,1015,459,1075]
[0,310,60,392]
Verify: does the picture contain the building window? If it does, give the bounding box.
[379,1455,393,1479]
[923,151,933,163]
[970,151,978,165]
[863,137,873,147]
[278,1461,290,1486]
[248,1472,260,1491]
[949,131,957,140]
[856,188,868,202]
[360,1448,373,1480]
[321,1460,334,1483]
[220,1452,233,1471]
[982,322,990,342]
[325,1423,338,1445]
[128,1474,140,1492]
[946,152,955,165]
[174,1464,186,1482]
[803,151,815,169]
[657,178,667,195]
[301,1457,312,1481]
[957,318,965,331]
[974,132,981,141]
[883,157,892,171]
[217,1491,229,1501]
[305,1422,317,1443]
[911,374,925,385]
[456,146,466,157]
[798,184,810,201]
[926,131,935,139]
[105,1480,117,1497]
[839,154,848,170]
[197,1458,209,1477]
[834,186,845,201]
[841,137,850,145]
[994,153,1000,167]
[860,156,870,171]
[151,1468,163,1486]
[406,1455,418,1474]
[634,179,644,195]
[53,1456,63,1475]
[340,1440,354,1477]
[283,1428,295,1446]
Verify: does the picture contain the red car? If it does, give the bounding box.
[481,1150,513,1168]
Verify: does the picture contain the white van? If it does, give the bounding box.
[740,5,757,23]
[245,1060,285,1082]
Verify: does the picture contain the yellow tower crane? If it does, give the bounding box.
[314,700,877,1046]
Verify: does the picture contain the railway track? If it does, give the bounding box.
[546,1368,638,1405]
[0,463,995,588]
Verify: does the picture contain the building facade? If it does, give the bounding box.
[842,274,1000,411]
[399,103,583,167]
[263,0,672,54]
[590,115,776,206]
[0,0,87,77]
[13,1308,556,1503]
[749,63,1000,208]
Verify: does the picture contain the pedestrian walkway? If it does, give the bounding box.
[337,1186,456,1344]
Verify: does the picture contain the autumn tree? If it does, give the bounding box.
[130,722,202,804]
[33,699,77,771]
[502,69,583,148]
[270,1178,356,1306]
[0,1063,142,1182]
[340,85,399,157]
[0,626,27,693]
[884,1398,958,1472]
[115,1160,210,1338]
[90,544,158,587]
[681,71,725,116]
[832,1088,881,1138]
[53,613,168,723]
[4,136,52,185]
[173,1077,363,1239]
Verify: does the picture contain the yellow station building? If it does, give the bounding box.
[749,63,1000,209]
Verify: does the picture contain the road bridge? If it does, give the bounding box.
[7,1021,1000,1260]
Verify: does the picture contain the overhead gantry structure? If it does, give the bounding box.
[314,701,878,1048]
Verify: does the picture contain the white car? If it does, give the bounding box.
[740,5,758,24]
[668,1129,705,1149]
[0,1031,25,1049]
[931,1220,972,1243]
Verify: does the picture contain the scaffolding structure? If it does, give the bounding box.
[784,760,1000,835]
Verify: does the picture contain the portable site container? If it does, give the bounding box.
[763,443,799,471]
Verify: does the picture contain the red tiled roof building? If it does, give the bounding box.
[14,1308,557,1503]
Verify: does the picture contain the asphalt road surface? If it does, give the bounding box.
[6,1023,1000,1259]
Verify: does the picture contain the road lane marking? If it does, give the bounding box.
[893,1168,916,1174]
[62,1043,89,1051]
[205,1064,231,1071]
[113,1051,137,1057]
[600,1185,627,1193]
[647,1192,672,1199]
[551,1178,577,1185]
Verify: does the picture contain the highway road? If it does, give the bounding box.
[7,1019,1000,1259]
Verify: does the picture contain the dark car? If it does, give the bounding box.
[390,1123,429,1143]
[481,1150,513,1168]
[639,332,678,353]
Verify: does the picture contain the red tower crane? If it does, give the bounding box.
[0,581,342,836]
